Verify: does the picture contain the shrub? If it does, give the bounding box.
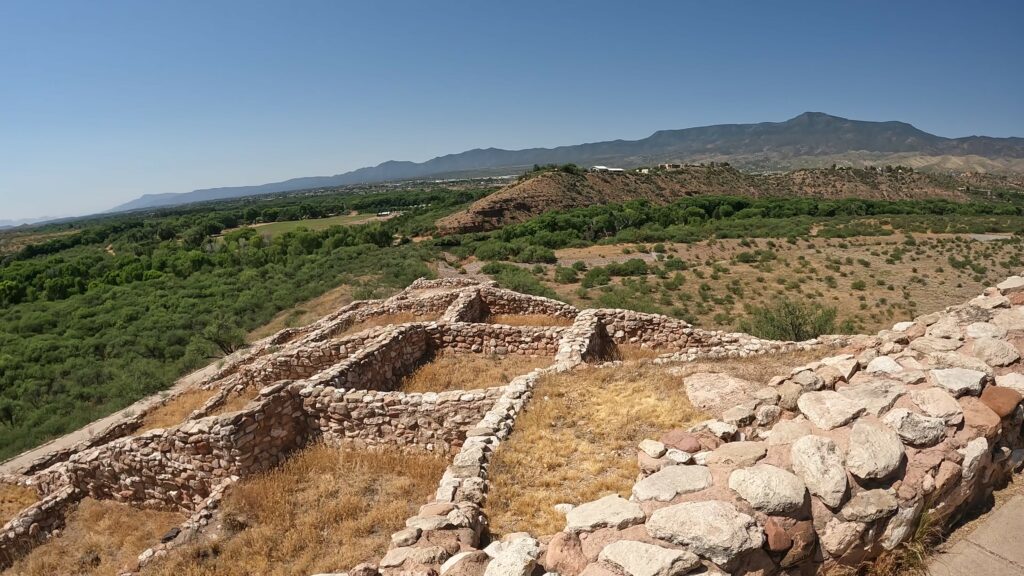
[481,262,556,298]
[739,298,838,341]
[554,266,578,284]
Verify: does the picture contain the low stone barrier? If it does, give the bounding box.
[427,323,563,356]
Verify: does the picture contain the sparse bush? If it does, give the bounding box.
[739,298,838,341]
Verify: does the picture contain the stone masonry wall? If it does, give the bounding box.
[427,323,563,356]
[302,386,506,453]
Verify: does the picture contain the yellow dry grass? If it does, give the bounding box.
[401,353,553,393]
[614,344,664,361]
[211,388,260,415]
[489,314,574,327]
[138,389,217,432]
[484,362,704,537]
[339,312,437,337]
[143,445,446,576]
[7,498,182,576]
[0,484,37,526]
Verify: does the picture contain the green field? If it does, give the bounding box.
[237,212,392,237]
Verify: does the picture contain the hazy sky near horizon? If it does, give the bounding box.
[1,1,1022,220]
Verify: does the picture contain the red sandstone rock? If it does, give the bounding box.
[765,517,793,552]
[959,397,1002,439]
[980,385,1022,418]
[543,532,588,576]
[659,429,702,453]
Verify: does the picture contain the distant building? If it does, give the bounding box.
[591,165,625,173]
[658,163,683,170]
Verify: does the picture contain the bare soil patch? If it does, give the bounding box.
[401,353,552,393]
[484,362,703,537]
[489,314,574,327]
[6,498,182,576]
[143,445,446,576]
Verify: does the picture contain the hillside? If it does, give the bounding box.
[436,165,993,234]
[109,112,1024,213]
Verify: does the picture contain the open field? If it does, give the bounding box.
[470,231,1023,335]
[230,212,396,238]
[5,498,182,576]
[0,229,76,256]
[401,352,552,393]
[484,361,703,537]
[143,445,446,576]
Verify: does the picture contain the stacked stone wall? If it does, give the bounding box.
[302,386,506,453]
[479,286,579,319]
[427,323,563,356]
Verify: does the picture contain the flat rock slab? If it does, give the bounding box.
[683,373,757,414]
[728,464,807,515]
[566,495,645,534]
[645,500,764,566]
[798,391,865,430]
[632,465,713,502]
[790,435,847,508]
[931,368,987,397]
[598,540,701,576]
[910,387,964,424]
[973,337,1021,367]
[930,496,1024,575]
[705,441,767,467]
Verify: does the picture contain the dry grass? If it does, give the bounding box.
[210,388,261,415]
[138,389,217,432]
[247,284,354,342]
[339,312,437,337]
[0,483,38,525]
[143,444,446,576]
[614,344,664,361]
[7,498,182,576]
[401,353,552,393]
[484,362,704,537]
[668,348,828,385]
[489,314,574,327]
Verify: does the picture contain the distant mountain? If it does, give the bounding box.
[0,216,60,229]
[109,112,1024,212]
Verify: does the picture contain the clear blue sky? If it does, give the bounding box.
[1,0,1022,220]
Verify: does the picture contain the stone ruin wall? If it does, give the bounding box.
[0,274,915,574]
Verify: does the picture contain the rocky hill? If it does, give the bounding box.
[436,165,1006,234]
[109,112,1024,213]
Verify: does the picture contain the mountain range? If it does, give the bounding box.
[110,112,1024,212]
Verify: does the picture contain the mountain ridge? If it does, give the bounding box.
[109,112,1024,213]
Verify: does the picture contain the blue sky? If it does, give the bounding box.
[1,1,1022,220]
